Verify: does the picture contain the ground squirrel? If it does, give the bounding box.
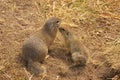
[59,27,88,67]
[22,17,61,75]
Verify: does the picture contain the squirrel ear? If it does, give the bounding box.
[56,20,61,26]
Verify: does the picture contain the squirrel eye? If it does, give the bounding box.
[56,20,60,24]
[62,29,65,31]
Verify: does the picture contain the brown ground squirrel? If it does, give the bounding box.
[22,17,61,75]
[59,27,88,67]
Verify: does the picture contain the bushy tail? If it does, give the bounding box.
[27,60,46,75]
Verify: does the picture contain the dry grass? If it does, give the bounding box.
[0,0,120,80]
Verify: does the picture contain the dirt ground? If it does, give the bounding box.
[0,0,120,80]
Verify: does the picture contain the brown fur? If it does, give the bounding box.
[22,17,61,75]
[59,27,88,67]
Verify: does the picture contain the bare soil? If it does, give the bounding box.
[0,0,120,80]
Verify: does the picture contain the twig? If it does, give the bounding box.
[41,74,46,80]
[56,76,59,80]
[53,1,56,13]
[29,74,34,80]
[1,70,12,80]
[45,55,50,59]
[3,73,12,80]
[23,68,30,79]
[35,1,40,15]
